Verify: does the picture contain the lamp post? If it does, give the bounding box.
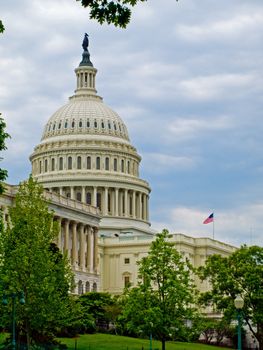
[234,294,244,350]
[2,291,25,350]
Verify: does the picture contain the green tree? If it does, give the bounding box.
[78,292,120,332]
[198,245,263,350]
[0,115,10,194]
[122,229,199,350]
[0,177,76,348]
[0,20,4,33]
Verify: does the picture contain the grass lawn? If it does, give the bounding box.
[58,334,231,350]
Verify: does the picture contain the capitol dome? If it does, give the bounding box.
[30,43,151,234]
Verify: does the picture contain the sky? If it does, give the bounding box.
[1,0,263,247]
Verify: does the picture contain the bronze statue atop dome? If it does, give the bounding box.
[82,33,89,52]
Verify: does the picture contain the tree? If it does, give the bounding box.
[198,245,263,350]
[0,176,77,348]
[0,20,4,33]
[77,292,120,332]
[0,115,10,194]
[122,229,198,350]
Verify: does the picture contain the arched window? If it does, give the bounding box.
[105,157,109,171]
[127,161,130,174]
[77,156,82,169]
[94,120,98,128]
[87,120,90,128]
[76,192,81,202]
[68,156,72,170]
[108,121,111,129]
[92,282,97,292]
[114,158,117,171]
[53,123,56,130]
[59,157,63,170]
[39,160,42,174]
[64,120,68,128]
[44,159,48,172]
[51,158,55,171]
[113,122,117,130]
[85,281,90,293]
[71,120,75,128]
[121,159,124,172]
[101,121,105,129]
[78,280,83,295]
[58,121,61,129]
[96,157,100,170]
[79,120,82,127]
[86,192,91,205]
[97,193,101,210]
[87,156,91,169]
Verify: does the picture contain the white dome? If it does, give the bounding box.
[42,97,130,142]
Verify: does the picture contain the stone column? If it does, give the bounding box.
[143,194,147,220]
[104,187,108,216]
[124,189,128,217]
[115,188,119,216]
[87,226,93,272]
[132,191,136,218]
[93,227,99,274]
[72,222,78,268]
[57,217,62,250]
[64,219,70,260]
[138,192,142,220]
[80,224,86,271]
[81,186,86,203]
[70,186,74,200]
[146,195,149,221]
[59,187,63,196]
[92,186,97,207]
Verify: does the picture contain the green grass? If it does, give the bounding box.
[58,333,231,350]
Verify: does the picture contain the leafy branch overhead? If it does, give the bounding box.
[77,0,147,28]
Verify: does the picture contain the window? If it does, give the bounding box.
[127,161,130,174]
[113,122,117,130]
[53,123,56,130]
[59,157,63,170]
[96,157,100,170]
[129,196,132,215]
[85,281,90,293]
[68,156,72,170]
[64,120,68,128]
[76,192,81,201]
[101,121,105,129]
[108,193,111,212]
[94,120,98,128]
[44,159,48,172]
[87,156,91,169]
[86,192,91,205]
[77,156,82,169]
[51,158,55,171]
[58,122,61,129]
[97,193,101,210]
[114,158,117,171]
[71,120,75,128]
[124,258,130,264]
[105,157,109,170]
[108,121,111,129]
[121,159,124,172]
[39,160,42,173]
[87,120,90,128]
[124,276,130,288]
[92,282,97,292]
[78,280,83,295]
[79,120,82,127]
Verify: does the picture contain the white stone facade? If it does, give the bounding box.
[0,47,236,297]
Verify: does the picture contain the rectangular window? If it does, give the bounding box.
[124,258,130,264]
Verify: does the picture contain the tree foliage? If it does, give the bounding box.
[198,245,263,350]
[0,20,4,33]
[0,115,10,194]
[121,229,199,350]
[0,177,77,347]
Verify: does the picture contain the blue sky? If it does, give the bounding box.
[1,0,263,246]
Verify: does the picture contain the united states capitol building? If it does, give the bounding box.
[0,40,236,296]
